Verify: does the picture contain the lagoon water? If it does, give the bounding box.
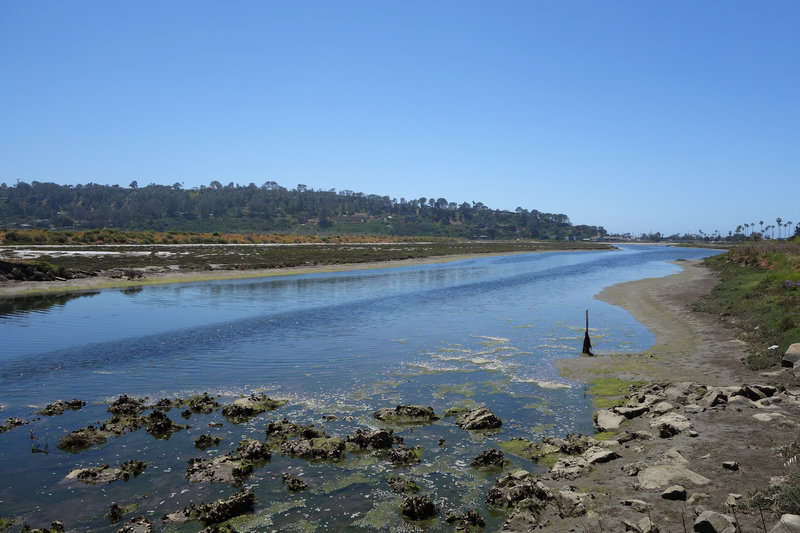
[0,245,721,531]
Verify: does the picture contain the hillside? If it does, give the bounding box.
[0,181,606,240]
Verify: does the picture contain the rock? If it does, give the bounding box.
[386,475,420,494]
[664,382,704,403]
[280,437,345,461]
[661,484,687,501]
[622,499,651,512]
[194,490,256,524]
[619,431,654,443]
[109,394,146,416]
[373,405,439,424]
[782,343,800,368]
[445,509,485,529]
[636,465,711,490]
[195,434,223,450]
[222,394,287,423]
[722,461,739,471]
[754,412,785,422]
[143,410,186,438]
[650,401,675,415]
[501,499,544,531]
[550,456,588,480]
[186,455,253,484]
[613,405,650,419]
[347,428,394,449]
[323,414,338,421]
[401,495,438,520]
[107,503,125,524]
[583,446,620,465]
[177,393,220,415]
[57,425,108,453]
[594,409,626,432]
[621,461,648,476]
[38,399,86,416]
[116,516,153,533]
[625,517,659,533]
[769,514,800,533]
[556,489,586,518]
[0,417,26,433]
[693,510,736,533]
[102,413,145,435]
[735,385,767,401]
[470,448,505,468]
[486,470,551,508]
[282,475,307,492]
[235,439,271,461]
[651,413,692,431]
[701,389,728,407]
[386,445,422,466]
[455,407,502,430]
[657,448,688,465]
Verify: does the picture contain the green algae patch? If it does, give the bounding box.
[593,431,618,441]
[225,498,306,532]
[499,438,534,458]
[433,382,476,399]
[222,393,288,423]
[0,517,18,531]
[587,378,647,409]
[177,393,221,414]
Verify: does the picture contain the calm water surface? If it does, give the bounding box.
[0,245,721,531]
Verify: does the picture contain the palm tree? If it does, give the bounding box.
[759,220,764,235]
[777,218,783,239]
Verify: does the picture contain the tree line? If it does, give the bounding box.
[0,180,606,240]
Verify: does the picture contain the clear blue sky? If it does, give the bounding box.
[1,1,797,236]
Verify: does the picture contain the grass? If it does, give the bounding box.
[586,378,647,409]
[695,239,800,369]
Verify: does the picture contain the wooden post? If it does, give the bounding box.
[582,309,593,355]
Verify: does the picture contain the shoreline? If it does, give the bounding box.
[0,251,527,299]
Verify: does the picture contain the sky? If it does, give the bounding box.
[1,1,798,237]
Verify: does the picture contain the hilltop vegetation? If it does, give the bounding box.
[0,181,605,240]
[697,238,800,369]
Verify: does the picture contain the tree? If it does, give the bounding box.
[129,181,138,190]
[777,218,783,239]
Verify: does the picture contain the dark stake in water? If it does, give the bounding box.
[0,245,721,531]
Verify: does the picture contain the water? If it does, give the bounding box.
[0,245,721,531]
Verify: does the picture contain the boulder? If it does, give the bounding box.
[108,394,146,416]
[621,499,651,512]
[57,425,108,453]
[651,401,675,415]
[693,510,736,533]
[613,405,650,419]
[594,409,626,432]
[700,389,728,407]
[485,470,551,508]
[722,461,739,471]
[455,407,502,430]
[186,455,253,484]
[195,434,223,450]
[661,484,687,501]
[782,343,800,368]
[280,437,345,461]
[501,499,544,531]
[386,445,422,466]
[401,495,438,520]
[583,446,620,465]
[374,405,438,424]
[347,428,394,449]
[636,465,711,490]
[470,448,506,468]
[38,399,86,416]
[621,461,648,476]
[769,514,800,533]
[624,517,658,533]
[222,394,287,423]
[235,439,271,461]
[445,509,485,529]
[550,456,588,480]
[556,489,586,518]
[386,475,420,494]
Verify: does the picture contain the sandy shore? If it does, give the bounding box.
[550,259,800,531]
[0,252,515,298]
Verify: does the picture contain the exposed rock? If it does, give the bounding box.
[661,484,687,501]
[108,394,146,416]
[385,444,422,466]
[594,409,626,432]
[107,503,125,524]
[235,439,271,461]
[445,509,485,529]
[143,410,186,439]
[374,405,439,424]
[624,516,659,533]
[550,456,588,480]
[101,413,144,435]
[621,461,648,476]
[222,394,287,423]
[622,499,651,512]
[701,389,728,407]
[177,393,220,415]
[195,434,223,450]
[38,399,86,416]
[769,514,800,533]
[470,448,506,468]
[657,448,688,465]
[323,414,338,421]
[556,488,586,518]
[636,465,711,490]
[722,461,739,471]
[651,413,692,432]
[186,455,253,485]
[782,343,800,368]
[501,498,545,531]
[57,425,108,453]
[0,417,26,433]
[280,437,345,461]
[754,412,786,422]
[583,445,620,465]
[265,418,324,447]
[116,516,152,533]
[282,474,307,492]
[619,431,655,443]
[693,510,736,533]
[347,428,394,449]
[613,404,650,419]
[401,495,438,520]
[386,475,420,494]
[651,401,675,415]
[455,407,502,430]
[193,490,256,525]
[486,470,551,508]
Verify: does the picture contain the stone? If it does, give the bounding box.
[556,489,586,518]
[754,412,785,422]
[619,431,654,443]
[470,448,506,468]
[661,484,687,501]
[769,514,800,533]
[38,399,86,416]
[222,394,287,423]
[624,517,659,533]
[583,446,620,465]
[594,409,626,432]
[116,516,153,533]
[651,401,675,415]
[657,448,688,465]
[550,456,588,480]
[347,428,394,449]
[374,405,438,423]
[613,405,650,419]
[693,510,736,533]
[485,470,551,508]
[401,495,438,520]
[621,461,648,476]
[195,434,223,450]
[701,389,728,407]
[386,475,420,494]
[782,343,800,368]
[193,489,256,524]
[501,499,544,531]
[455,407,502,430]
[57,425,108,453]
[622,499,651,512]
[636,465,711,490]
[722,461,739,471]
[235,439,271,461]
[186,455,253,484]
[445,509,485,529]
[280,437,345,461]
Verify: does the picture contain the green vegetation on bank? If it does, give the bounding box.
[0,180,607,240]
[696,240,800,370]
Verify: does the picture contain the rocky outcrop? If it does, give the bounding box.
[115,516,153,533]
[693,510,737,532]
[486,470,551,509]
[455,407,502,430]
[57,425,108,452]
[373,405,439,424]
[470,448,506,468]
[280,437,345,461]
[222,393,287,423]
[67,460,146,484]
[235,439,271,461]
[445,509,485,529]
[347,428,394,449]
[401,495,438,520]
[0,417,26,434]
[38,399,86,416]
[186,455,254,485]
[143,410,186,439]
[386,475,420,494]
[194,434,223,450]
